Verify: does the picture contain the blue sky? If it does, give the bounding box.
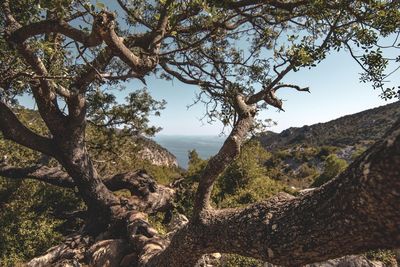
[17,2,400,136]
[114,47,398,136]
[18,46,398,136]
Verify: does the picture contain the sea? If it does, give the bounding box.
[153,135,225,169]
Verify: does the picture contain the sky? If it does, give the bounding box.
[18,45,399,136]
[113,47,399,136]
[17,2,400,136]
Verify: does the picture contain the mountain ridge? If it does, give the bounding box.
[257,101,400,150]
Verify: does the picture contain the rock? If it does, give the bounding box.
[304,255,387,267]
[87,239,129,267]
[210,253,222,260]
[263,255,390,267]
[135,137,178,167]
[256,102,400,150]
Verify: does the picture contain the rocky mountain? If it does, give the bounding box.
[255,101,400,190]
[135,136,178,168]
[257,101,400,151]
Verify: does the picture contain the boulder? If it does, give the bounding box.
[304,255,386,267]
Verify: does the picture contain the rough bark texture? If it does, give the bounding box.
[192,95,256,219]
[142,117,400,266]
[1,1,400,266]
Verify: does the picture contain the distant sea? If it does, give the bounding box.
[153,135,225,169]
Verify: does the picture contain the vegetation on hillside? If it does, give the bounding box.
[1,102,399,265]
[258,102,400,150]
[1,0,400,265]
[0,109,181,265]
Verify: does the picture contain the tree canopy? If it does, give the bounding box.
[0,0,400,266]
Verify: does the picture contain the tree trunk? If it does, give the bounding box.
[143,117,400,266]
[54,124,121,233]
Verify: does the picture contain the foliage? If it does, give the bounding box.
[312,154,348,187]
[213,140,287,208]
[0,109,180,265]
[215,175,286,209]
[217,254,263,267]
[365,250,397,266]
[186,149,209,182]
[216,140,271,195]
[175,141,288,215]
[87,88,166,137]
[296,163,319,180]
[173,150,205,217]
[351,146,368,161]
[1,0,400,265]
[0,179,81,266]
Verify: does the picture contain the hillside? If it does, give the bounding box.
[257,101,400,150]
[2,108,178,168]
[135,136,178,168]
[255,101,400,189]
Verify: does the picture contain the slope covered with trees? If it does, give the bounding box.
[0,0,400,266]
[258,101,400,150]
[256,101,400,188]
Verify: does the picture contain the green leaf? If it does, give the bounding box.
[96,2,106,10]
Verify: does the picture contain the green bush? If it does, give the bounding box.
[216,176,285,208]
[186,149,208,182]
[351,146,367,160]
[312,154,348,187]
[215,140,271,194]
[218,254,263,267]
[0,179,82,266]
[212,141,287,208]
[365,250,397,266]
[297,163,319,180]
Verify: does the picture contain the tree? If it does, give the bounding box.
[0,0,399,266]
[311,154,348,187]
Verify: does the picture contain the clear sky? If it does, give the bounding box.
[18,46,398,136]
[112,47,399,136]
[17,2,400,136]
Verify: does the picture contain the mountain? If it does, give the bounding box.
[1,108,178,168]
[255,101,400,189]
[153,135,225,169]
[257,101,400,150]
[135,136,178,168]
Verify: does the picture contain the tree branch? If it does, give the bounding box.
[0,102,55,156]
[3,1,66,133]
[8,19,103,47]
[95,12,159,75]
[192,95,256,219]
[103,170,175,214]
[72,47,114,94]
[147,115,400,266]
[0,162,175,214]
[247,63,294,105]
[0,163,74,188]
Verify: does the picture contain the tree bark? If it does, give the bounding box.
[143,116,400,266]
[192,95,256,220]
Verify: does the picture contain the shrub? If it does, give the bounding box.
[312,154,348,187]
[217,254,263,267]
[0,179,81,266]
